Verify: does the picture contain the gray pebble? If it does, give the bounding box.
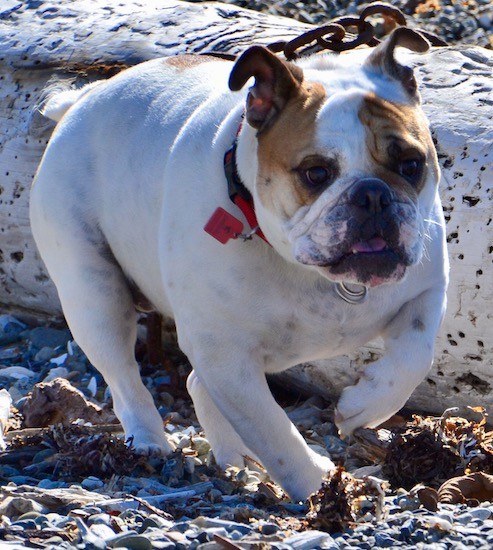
[37,478,66,489]
[283,530,336,549]
[374,531,396,547]
[34,346,57,362]
[112,535,152,550]
[28,327,72,350]
[90,522,117,541]
[228,529,244,540]
[88,512,113,525]
[413,528,428,542]
[399,516,417,540]
[152,539,178,550]
[105,530,144,548]
[478,14,492,29]
[33,448,56,464]
[148,542,176,550]
[81,476,104,491]
[192,516,252,535]
[456,512,473,525]
[1,465,20,476]
[437,511,454,523]
[11,519,38,530]
[259,522,279,535]
[396,495,421,511]
[469,507,492,521]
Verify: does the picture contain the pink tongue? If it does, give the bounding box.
[351,237,387,253]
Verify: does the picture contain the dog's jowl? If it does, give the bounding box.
[30,28,448,501]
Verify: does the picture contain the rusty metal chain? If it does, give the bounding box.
[268,1,447,60]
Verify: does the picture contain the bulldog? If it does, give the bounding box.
[30,27,448,501]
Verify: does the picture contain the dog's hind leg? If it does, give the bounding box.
[30,209,171,455]
[187,371,258,468]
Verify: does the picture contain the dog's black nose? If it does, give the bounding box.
[350,179,393,213]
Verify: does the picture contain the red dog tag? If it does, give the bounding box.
[204,207,244,244]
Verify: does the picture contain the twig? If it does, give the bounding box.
[5,423,124,442]
[127,495,173,519]
[213,533,245,550]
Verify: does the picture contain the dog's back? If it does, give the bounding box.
[31,56,237,313]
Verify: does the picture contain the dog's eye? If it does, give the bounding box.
[397,158,423,183]
[301,165,337,188]
[306,167,330,185]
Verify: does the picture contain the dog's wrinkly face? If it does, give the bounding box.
[230,29,440,287]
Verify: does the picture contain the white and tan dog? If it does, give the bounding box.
[30,28,448,501]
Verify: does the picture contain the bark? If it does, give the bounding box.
[0,0,491,412]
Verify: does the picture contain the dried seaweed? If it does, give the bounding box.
[4,423,151,480]
[306,467,353,533]
[382,422,462,489]
[382,407,493,489]
[306,466,387,533]
[49,423,149,478]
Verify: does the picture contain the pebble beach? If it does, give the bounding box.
[1,314,493,549]
[1,0,493,548]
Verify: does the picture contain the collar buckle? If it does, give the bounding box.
[335,282,368,305]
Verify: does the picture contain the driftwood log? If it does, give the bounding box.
[0,0,492,414]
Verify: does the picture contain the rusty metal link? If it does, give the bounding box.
[359,2,407,26]
[280,24,346,59]
[325,17,375,52]
[268,1,447,60]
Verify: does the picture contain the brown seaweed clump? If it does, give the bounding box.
[306,466,387,533]
[383,407,493,490]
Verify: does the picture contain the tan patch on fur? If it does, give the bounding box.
[358,93,439,197]
[164,54,226,70]
[256,81,327,218]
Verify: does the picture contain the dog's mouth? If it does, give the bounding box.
[320,236,409,287]
[348,236,388,255]
[331,236,397,264]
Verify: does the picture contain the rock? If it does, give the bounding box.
[0,496,48,519]
[81,476,105,491]
[90,523,117,541]
[0,366,36,380]
[283,530,337,549]
[22,377,117,427]
[43,366,69,382]
[259,522,279,535]
[34,346,57,362]
[107,532,152,549]
[28,328,72,350]
[0,315,26,334]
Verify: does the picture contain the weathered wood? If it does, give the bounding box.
[0,0,492,413]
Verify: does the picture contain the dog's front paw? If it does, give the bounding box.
[299,452,336,501]
[335,370,406,438]
[127,433,174,457]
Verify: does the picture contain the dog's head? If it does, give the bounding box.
[230,28,440,288]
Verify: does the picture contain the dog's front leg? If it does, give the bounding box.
[188,351,334,501]
[336,284,447,437]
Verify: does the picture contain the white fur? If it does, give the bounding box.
[30,51,448,501]
[41,81,103,122]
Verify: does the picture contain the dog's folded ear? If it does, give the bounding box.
[229,46,304,133]
[364,27,430,98]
